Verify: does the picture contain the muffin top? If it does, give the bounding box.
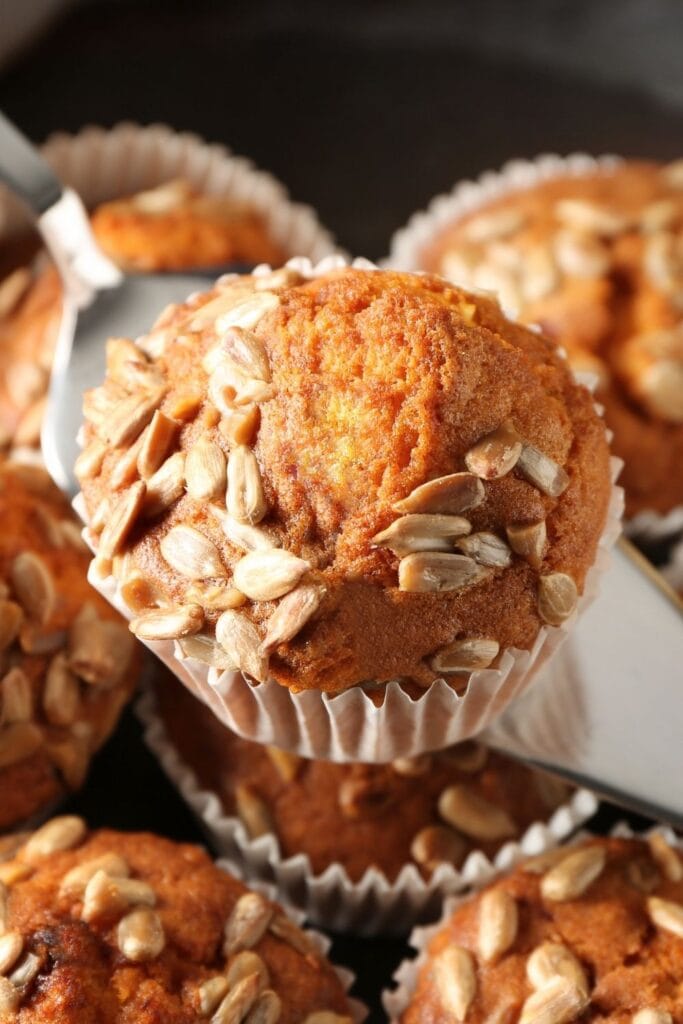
[419,159,683,516]
[0,818,352,1023]
[77,265,611,695]
[153,673,573,882]
[0,460,139,831]
[401,835,683,1024]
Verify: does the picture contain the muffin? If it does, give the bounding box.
[77,264,611,697]
[151,673,575,882]
[413,159,683,519]
[0,816,354,1022]
[0,460,140,831]
[396,835,683,1024]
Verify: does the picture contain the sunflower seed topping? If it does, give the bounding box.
[398,552,489,593]
[212,972,261,1024]
[517,445,569,497]
[641,199,678,233]
[538,573,578,626]
[633,1011,673,1024]
[300,1015,352,1024]
[0,602,23,651]
[478,888,518,963]
[160,525,227,580]
[262,584,324,650]
[433,946,477,1021]
[223,892,274,956]
[647,896,683,938]
[431,637,499,674]
[98,481,146,559]
[233,550,310,602]
[372,514,472,556]
[137,411,177,479]
[526,942,589,996]
[438,785,516,840]
[554,229,611,278]
[0,977,20,1013]
[117,907,165,961]
[68,606,134,686]
[59,853,130,898]
[185,436,227,501]
[0,722,43,769]
[465,421,522,480]
[227,447,268,525]
[0,932,23,976]
[456,532,511,567]
[519,977,588,1024]
[393,473,485,515]
[555,198,629,236]
[216,611,268,683]
[220,405,261,447]
[442,742,489,773]
[198,977,230,1016]
[222,327,271,382]
[410,825,465,871]
[506,521,547,569]
[11,552,55,623]
[143,452,186,517]
[216,512,278,552]
[265,746,302,782]
[392,754,432,777]
[23,816,86,863]
[186,584,247,611]
[226,950,270,992]
[1,669,32,723]
[9,950,41,988]
[541,845,606,901]
[103,388,165,448]
[521,245,560,302]
[244,989,282,1024]
[75,439,107,481]
[82,870,156,922]
[0,267,31,319]
[130,604,204,641]
[176,633,238,670]
[465,208,527,243]
[235,784,274,839]
[647,834,683,882]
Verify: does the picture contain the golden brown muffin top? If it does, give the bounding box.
[77,266,611,694]
[0,461,139,831]
[153,672,573,883]
[420,159,683,516]
[401,835,683,1024]
[0,819,352,1023]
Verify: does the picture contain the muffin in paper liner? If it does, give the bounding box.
[385,152,683,544]
[136,681,598,935]
[382,821,683,1022]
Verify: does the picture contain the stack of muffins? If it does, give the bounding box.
[0,125,681,1021]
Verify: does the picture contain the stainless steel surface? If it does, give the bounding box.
[484,538,683,826]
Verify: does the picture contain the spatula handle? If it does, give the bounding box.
[0,111,63,214]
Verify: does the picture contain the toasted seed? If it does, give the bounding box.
[644,232,679,291]
[541,845,606,901]
[641,199,678,233]
[186,584,247,611]
[18,623,66,656]
[199,977,231,1016]
[244,989,282,1024]
[269,914,318,957]
[185,436,227,501]
[221,326,271,382]
[526,941,589,995]
[130,604,204,641]
[478,889,518,963]
[0,601,23,651]
[517,444,569,497]
[465,421,522,480]
[42,654,80,727]
[235,784,274,839]
[0,267,31,319]
[160,525,226,580]
[5,361,46,410]
[98,481,146,560]
[212,972,261,1024]
[3,463,59,499]
[0,722,43,769]
[59,853,130,899]
[191,290,279,332]
[647,896,683,939]
[167,390,202,422]
[433,945,476,1021]
[300,1015,352,1024]
[23,816,86,863]
[633,1011,673,1024]
[523,848,581,875]
[226,950,270,992]
[662,159,683,188]
[0,932,23,976]
[11,552,55,623]
[265,746,302,782]
[82,870,156,922]
[217,512,278,552]
[223,892,274,956]
[103,388,165,448]
[398,552,489,593]
[262,584,324,651]
[110,429,147,489]
[521,245,560,302]
[0,862,32,887]
[441,742,489,773]
[438,785,516,841]
[456,531,511,567]
[506,521,547,569]
[233,549,309,602]
[176,633,237,670]
[143,452,186,517]
[117,907,165,961]
[519,977,588,1024]
[554,229,611,278]
[638,359,683,422]
[69,607,134,686]
[227,447,268,525]
[372,514,472,556]
[136,411,177,479]
[538,573,578,626]
[106,336,146,377]
[472,262,521,316]
[89,497,111,535]
[132,179,190,213]
[75,439,107,481]
[410,825,465,871]
[555,198,629,236]
[0,976,19,1013]
[465,208,527,243]
[1,668,31,724]
[392,754,432,777]
[648,833,683,882]
[220,405,261,446]
[431,637,499,674]
[9,950,40,988]
[216,611,268,683]
[393,473,485,515]
[254,267,303,291]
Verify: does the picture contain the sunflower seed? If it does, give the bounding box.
[117,907,165,961]
[506,521,547,569]
[23,816,86,863]
[262,584,324,651]
[372,514,472,556]
[265,746,302,782]
[199,977,231,1016]
[541,845,606,901]
[227,446,268,524]
[143,452,186,517]
[0,267,31,319]
[554,229,611,278]
[222,327,271,382]
[2,463,59,499]
[456,532,511,567]
[59,853,130,899]
[517,445,569,497]
[89,497,111,535]
[75,439,107,481]
[1,668,32,723]
[166,390,202,422]
[472,262,521,317]
[465,421,522,480]
[410,825,465,871]
[647,834,683,882]
[214,510,278,553]
[5,361,47,410]
[441,742,489,773]
[398,552,489,593]
[638,360,683,423]
[644,233,681,291]
[519,977,588,1024]
[209,363,274,413]
[185,436,227,501]
[244,990,282,1024]
[662,160,683,188]
[465,208,527,243]
[300,1015,353,1024]
[526,942,589,995]
[136,411,177,479]
[132,178,190,212]
[131,603,205,641]
[103,388,165,448]
[0,977,19,1013]
[106,337,147,378]
[190,290,278,333]
[647,896,683,939]
[212,972,261,1024]
[1,862,33,890]
[254,267,303,291]
[111,430,150,488]
[220,405,261,446]
[0,602,23,652]
[0,932,22,976]
[438,785,516,840]
[478,888,518,963]
[160,525,226,580]
[186,584,247,610]
[521,245,560,302]
[19,623,66,656]
[9,950,41,988]
[633,1011,673,1024]
[393,473,485,515]
[82,870,156,922]
[216,611,268,682]
[14,397,45,446]
[223,893,274,956]
[11,552,55,623]
[69,608,134,687]
[538,573,578,626]
[0,722,43,769]
[226,950,270,992]
[98,481,146,559]
[641,199,678,233]
[119,571,165,613]
[233,549,309,602]
[555,198,629,237]
[235,784,274,839]
[392,754,432,777]
[176,633,235,670]
[522,848,572,875]
[0,833,30,866]
[269,914,318,957]
[433,945,476,1021]
[430,637,499,674]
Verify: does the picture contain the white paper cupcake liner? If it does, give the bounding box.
[78,254,623,763]
[383,821,682,1022]
[662,535,683,594]
[385,152,683,544]
[136,681,598,935]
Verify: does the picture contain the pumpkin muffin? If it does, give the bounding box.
[76,264,611,695]
[398,835,683,1024]
[0,460,140,831]
[0,816,353,1022]
[417,159,683,518]
[151,673,574,882]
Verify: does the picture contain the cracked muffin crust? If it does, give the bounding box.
[400,835,683,1024]
[152,673,574,882]
[419,159,683,517]
[0,461,139,831]
[0,818,352,1022]
[77,265,611,695]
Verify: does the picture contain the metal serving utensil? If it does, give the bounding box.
[1,114,682,824]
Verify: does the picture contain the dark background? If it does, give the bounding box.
[0,1,679,1018]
